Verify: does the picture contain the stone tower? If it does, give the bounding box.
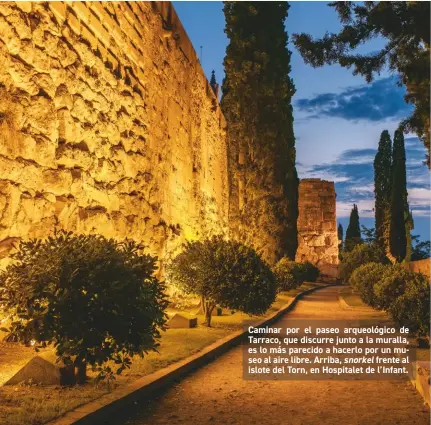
[295,179,339,278]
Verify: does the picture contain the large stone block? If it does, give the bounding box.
[4,356,75,386]
[167,313,198,329]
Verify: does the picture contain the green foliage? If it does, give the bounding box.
[373,264,411,310]
[350,262,430,337]
[340,243,387,283]
[389,272,430,337]
[298,261,320,282]
[389,130,408,262]
[0,231,168,381]
[221,1,298,259]
[273,259,319,291]
[344,204,361,252]
[167,236,276,326]
[411,235,431,260]
[273,258,303,291]
[374,130,392,252]
[337,223,343,251]
[361,225,376,246]
[350,262,390,307]
[293,2,430,166]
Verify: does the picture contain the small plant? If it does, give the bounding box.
[167,236,276,327]
[340,243,387,283]
[0,231,168,384]
[273,258,304,291]
[349,262,390,307]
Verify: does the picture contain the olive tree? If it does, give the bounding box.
[0,231,168,384]
[167,236,276,327]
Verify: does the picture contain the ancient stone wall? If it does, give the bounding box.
[0,1,228,268]
[295,179,339,277]
[401,259,430,278]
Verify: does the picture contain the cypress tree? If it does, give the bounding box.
[337,223,343,252]
[374,130,392,253]
[210,70,217,95]
[405,210,414,262]
[345,204,361,251]
[389,129,409,261]
[221,2,298,261]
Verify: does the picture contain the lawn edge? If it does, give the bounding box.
[47,283,334,425]
[337,290,374,311]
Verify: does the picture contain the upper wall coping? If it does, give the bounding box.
[153,2,226,127]
[299,178,335,186]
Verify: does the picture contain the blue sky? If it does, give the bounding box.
[173,1,430,241]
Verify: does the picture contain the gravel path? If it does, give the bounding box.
[118,286,429,425]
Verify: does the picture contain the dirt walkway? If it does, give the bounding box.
[117,286,430,425]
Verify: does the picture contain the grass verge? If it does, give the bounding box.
[0,283,323,425]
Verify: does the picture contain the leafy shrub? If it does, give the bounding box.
[388,272,430,337]
[298,261,319,282]
[373,264,412,310]
[0,231,168,383]
[349,262,390,307]
[340,243,387,283]
[273,258,304,291]
[167,236,276,327]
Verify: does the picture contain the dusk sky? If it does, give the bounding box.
[173,1,430,241]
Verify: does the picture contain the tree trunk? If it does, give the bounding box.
[202,296,215,327]
[75,362,87,385]
[60,364,76,386]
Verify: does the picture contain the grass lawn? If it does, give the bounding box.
[0,282,322,425]
[0,385,108,425]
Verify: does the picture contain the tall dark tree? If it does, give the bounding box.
[345,204,362,252]
[221,2,298,261]
[337,223,343,251]
[389,130,409,262]
[374,130,392,253]
[210,70,218,95]
[293,2,430,167]
[405,210,414,261]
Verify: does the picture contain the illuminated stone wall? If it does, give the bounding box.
[295,179,339,277]
[0,2,228,267]
[401,259,430,278]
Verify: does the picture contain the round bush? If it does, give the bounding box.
[340,243,387,283]
[273,258,304,291]
[388,272,430,337]
[0,231,168,382]
[167,236,276,326]
[373,264,412,310]
[349,262,390,307]
[298,261,320,282]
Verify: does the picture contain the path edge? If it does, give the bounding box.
[48,283,335,425]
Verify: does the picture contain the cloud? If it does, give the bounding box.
[295,77,413,122]
[337,149,376,165]
[298,137,430,219]
[408,188,431,207]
